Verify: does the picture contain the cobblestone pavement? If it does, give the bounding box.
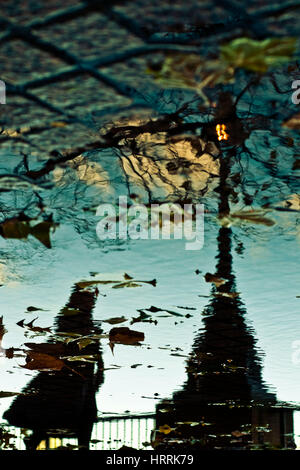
[0,0,300,161]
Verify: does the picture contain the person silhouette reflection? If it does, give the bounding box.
[4,284,104,450]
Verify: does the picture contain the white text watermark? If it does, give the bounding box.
[95,196,204,250]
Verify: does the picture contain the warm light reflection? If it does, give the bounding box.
[216,124,229,141]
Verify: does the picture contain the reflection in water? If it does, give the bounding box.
[153,142,298,450]
[3,285,104,450]
[154,226,296,449]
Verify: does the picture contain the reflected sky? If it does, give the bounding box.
[0,214,299,445]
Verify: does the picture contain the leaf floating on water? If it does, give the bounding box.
[50,121,67,128]
[282,112,300,130]
[220,37,297,74]
[176,421,200,427]
[278,194,300,211]
[204,273,226,287]
[158,424,173,435]
[102,316,127,325]
[0,391,21,399]
[145,306,160,313]
[0,216,57,248]
[22,351,65,371]
[77,276,156,290]
[131,310,157,325]
[123,273,133,280]
[109,327,145,348]
[63,355,98,363]
[112,281,141,289]
[26,306,47,312]
[220,210,275,227]
[30,221,53,249]
[24,342,65,356]
[175,306,197,311]
[145,306,183,317]
[16,318,51,334]
[77,338,96,351]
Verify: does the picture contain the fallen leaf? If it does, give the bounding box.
[204,273,226,287]
[26,306,47,312]
[0,391,21,398]
[220,210,275,227]
[22,351,65,371]
[123,273,133,280]
[131,310,157,325]
[158,424,173,435]
[77,338,96,351]
[282,113,300,130]
[0,216,57,248]
[220,37,297,74]
[112,281,141,288]
[50,121,67,128]
[17,318,51,334]
[62,355,98,363]
[109,327,145,347]
[102,316,127,325]
[175,306,196,310]
[24,342,65,356]
[145,306,183,317]
[77,277,156,290]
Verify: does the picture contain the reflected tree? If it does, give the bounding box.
[3,285,103,450]
[153,122,297,450]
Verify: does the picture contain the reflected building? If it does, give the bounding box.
[154,225,296,449]
[3,285,104,450]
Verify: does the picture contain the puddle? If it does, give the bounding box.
[1,0,300,451]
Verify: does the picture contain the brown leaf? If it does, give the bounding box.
[0,218,30,240]
[112,281,141,289]
[30,221,53,249]
[229,210,275,226]
[77,338,96,351]
[24,342,65,356]
[0,391,21,398]
[283,113,300,130]
[62,354,97,363]
[123,273,133,280]
[103,316,127,325]
[0,217,57,249]
[204,273,226,287]
[22,351,65,371]
[26,306,47,312]
[17,318,51,334]
[109,327,145,346]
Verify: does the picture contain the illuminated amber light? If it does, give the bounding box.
[216,124,229,141]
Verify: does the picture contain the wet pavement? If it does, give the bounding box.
[0,0,299,451]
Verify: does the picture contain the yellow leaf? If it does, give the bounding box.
[220,37,297,73]
[159,424,172,435]
[50,121,67,128]
[77,338,96,351]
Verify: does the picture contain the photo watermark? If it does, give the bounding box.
[95,196,204,250]
[0,80,5,104]
[291,80,300,104]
